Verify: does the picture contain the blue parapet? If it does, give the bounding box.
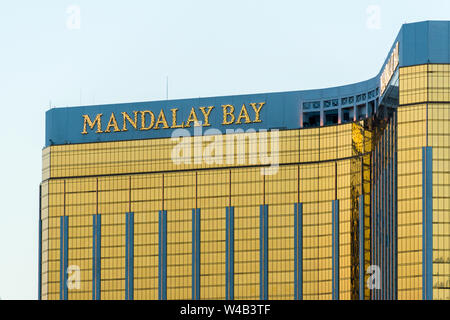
[44,21,450,148]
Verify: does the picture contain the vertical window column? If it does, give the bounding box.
[259,204,268,300]
[158,210,167,300]
[39,218,42,301]
[376,132,382,301]
[192,208,201,300]
[387,123,391,300]
[225,206,235,300]
[359,195,365,300]
[371,143,377,300]
[383,128,389,300]
[332,200,340,300]
[125,212,134,300]
[59,215,68,300]
[393,112,398,300]
[376,140,381,301]
[39,186,42,301]
[422,146,433,300]
[92,214,101,300]
[294,203,303,300]
[381,128,386,300]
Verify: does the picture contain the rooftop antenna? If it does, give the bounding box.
[80,88,82,106]
[166,76,169,100]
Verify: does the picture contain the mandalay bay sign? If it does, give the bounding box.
[81,102,266,134]
[80,101,279,175]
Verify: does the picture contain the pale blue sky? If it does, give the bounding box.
[0,0,449,300]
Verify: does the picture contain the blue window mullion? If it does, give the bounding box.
[64,216,68,300]
[386,123,392,300]
[158,210,162,300]
[125,212,129,300]
[60,216,64,300]
[158,210,167,300]
[125,212,134,300]
[384,131,388,300]
[264,205,268,300]
[259,204,268,300]
[163,210,167,300]
[225,206,235,300]
[374,144,378,300]
[196,208,201,300]
[294,203,303,300]
[97,214,102,300]
[382,133,386,301]
[230,207,234,300]
[192,208,201,300]
[393,115,398,300]
[130,212,134,300]
[373,146,377,300]
[422,147,433,300]
[92,214,101,301]
[60,216,68,300]
[38,218,42,300]
[225,207,229,300]
[377,141,382,301]
[359,195,365,300]
[192,209,195,300]
[332,200,340,300]
[92,214,96,300]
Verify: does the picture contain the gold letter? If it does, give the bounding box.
[222,105,235,125]
[140,111,155,130]
[122,111,138,131]
[236,104,251,124]
[154,109,170,129]
[250,102,265,123]
[105,113,121,132]
[186,107,201,127]
[82,114,103,134]
[171,108,185,128]
[199,106,214,127]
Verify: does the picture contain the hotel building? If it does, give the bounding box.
[40,21,450,300]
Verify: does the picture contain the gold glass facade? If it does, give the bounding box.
[39,29,450,300]
[40,123,372,300]
[398,64,450,300]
